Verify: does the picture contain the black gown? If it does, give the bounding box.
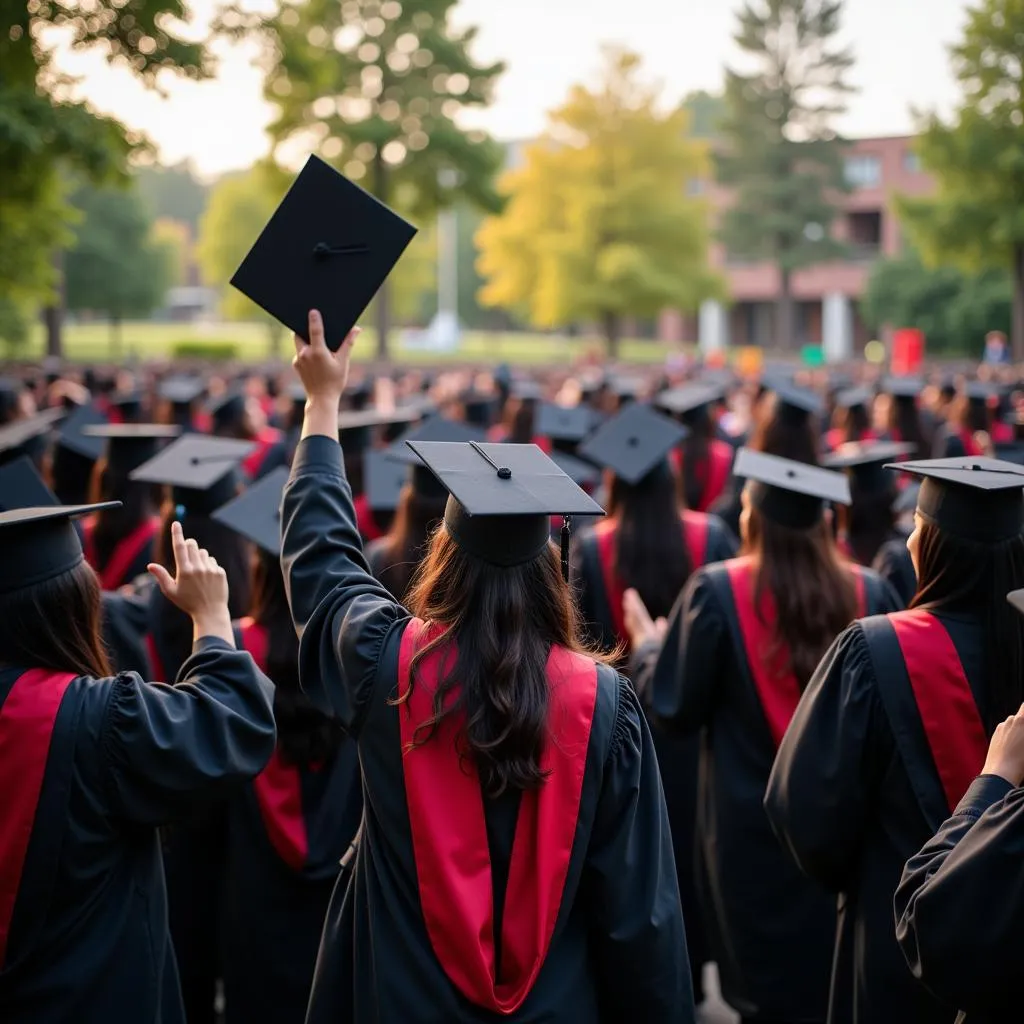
[872,535,917,607]
[895,775,1022,1024]
[0,640,276,1023]
[280,435,694,1023]
[765,612,992,1024]
[635,560,899,1023]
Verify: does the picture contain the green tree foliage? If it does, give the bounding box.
[896,0,1024,359]
[715,0,854,350]
[476,49,722,357]
[862,251,1012,355]
[260,0,504,357]
[151,219,191,289]
[64,182,172,353]
[135,163,210,231]
[683,90,726,139]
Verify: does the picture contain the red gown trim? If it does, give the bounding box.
[242,426,282,479]
[725,557,866,748]
[145,634,165,682]
[0,669,76,968]
[354,492,383,542]
[92,517,159,592]
[957,428,983,458]
[889,610,989,813]
[991,421,1013,444]
[697,440,733,512]
[239,619,310,872]
[398,618,597,1014]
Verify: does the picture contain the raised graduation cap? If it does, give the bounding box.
[56,403,110,462]
[364,449,412,511]
[82,423,182,476]
[883,376,923,401]
[885,456,1024,543]
[535,403,594,444]
[0,455,59,510]
[130,434,257,514]
[823,441,917,493]
[211,465,289,557]
[405,440,604,572]
[656,382,726,419]
[577,402,688,486]
[0,408,65,465]
[735,447,851,530]
[230,154,418,352]
[159,376,206,408]
[0,502,120,595]
[835,386,874,411]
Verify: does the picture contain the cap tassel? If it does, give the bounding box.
[561,515,571,582]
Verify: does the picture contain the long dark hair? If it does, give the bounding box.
[89,458,156,571]
[749,395,820,465]
[401,528,608,798]
[680,405,714,510]
[835,402,871,444]
[889,398,929,459]
[606,465,691,620]
[839,481,897,566]
[250,548,343,766]
[376,484,448,602]
[952,395,989,434]
[501,398,536,444]
[912,520,1024,730]
[0,561,112,678]
[744,501,858,690]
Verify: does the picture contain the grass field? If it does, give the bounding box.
[14,321,678,366]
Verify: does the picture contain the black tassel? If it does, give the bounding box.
[560,515,571,582]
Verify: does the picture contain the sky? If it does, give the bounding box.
[60,0,971,178]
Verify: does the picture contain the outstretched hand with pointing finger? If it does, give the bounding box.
[293,309,361,406]
[148,520,229,622]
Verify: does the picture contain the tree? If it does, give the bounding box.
[151,219,192,289]
[135,163,210,232]
[260,0,504,358]
[862,251,1012,355]
[895,0,1024,360]
[715,0,854,350]
[64,183,172,353]
[475,48,722,356]
[683,90,726,139]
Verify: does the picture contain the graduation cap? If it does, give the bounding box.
[130,434,257,515]
[209,390,248,429]
[109,391,144,421]
[159,377,205,408]
[230,155,418,352]
[893,481,921,516]
[883,377,922,402]
[549,449,601,489]
[82,423,182,477]
[0,408,65,466]
[611,376,647,401]
[966,381,998,405]
[0,502,120,595]
[364,450,412,512]
[56,403,109,463]
[885,456,1024,543]
[577,403,688,486]
[0,455,59,510]
[339,407,422,454]
[511,379,543,402]
[767,379,824,420]
[460,391,496,428]
[387,416,485,500]
[405,441,604,574]
[994,442,1024,466]
[834,387,874,411]
[535,403,594,444]
[656,382,725,420]
[823,441,916,495]
[735,447,851,529]
[211,466,289,557]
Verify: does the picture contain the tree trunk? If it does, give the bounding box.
[44,249,65,359]
[1012,243,1024,364]
[603,311,621,359]
[110,314,122,358]
[776,268,795,352]
[373,153,390,361]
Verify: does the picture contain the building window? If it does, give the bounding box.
[844,154,882,189]
[847,210,883,257]
[904,149,922,173]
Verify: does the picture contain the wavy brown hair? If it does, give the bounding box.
[744,498,858,690]
[375,484,448,603]
[0,560,112,678]
[400,526,609,798]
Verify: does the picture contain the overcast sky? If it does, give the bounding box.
[60,0,971,177]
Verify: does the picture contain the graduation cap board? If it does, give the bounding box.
[577,403,688,486]
[735,447,851,530]
[0,502,120,594]
[883,377,923,401]
[159,377,205,407]
[549,449,601,489]
[56,403,110,462]
[535,403,594,444]
[823,441,916,495]
[230,155,418,352]
[656,383,725,419]
[364,450,412,512]
[835,387,874,410]
[0,408,65,464]
[386,416,486,502]
[0,455,59,510]
[211,466,289,557]
[885,456,1024,544]
[767,379,824,420]
[405,441,604,573]
[82,424,182,476]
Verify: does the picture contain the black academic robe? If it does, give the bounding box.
[765,611,992,1024]
[280,435,693,1024]
[101,583,153,676]
[0,641,276,1024]
[895,775,1022,1024]
[709,481,743,540]
[872,536,916,608]
[635,560,899,1023]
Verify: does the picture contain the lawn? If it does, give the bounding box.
[14,321,678,366]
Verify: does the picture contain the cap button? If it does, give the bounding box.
[498,467,512,480]
[627,436,639,447]
[786,468,796,478]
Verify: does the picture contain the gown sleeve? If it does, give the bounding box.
[98,637,276,826]
[894,775,1022,1017]
[585,674,694,1022]
[704,516,739,563]
[280,435,407,733]
[872,541,915,609]
[101,584,154,676]
[764,622,893,892]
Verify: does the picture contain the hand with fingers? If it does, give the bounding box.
[293,309,361,407]
[623,588,669,652]
[982,702,1024,787]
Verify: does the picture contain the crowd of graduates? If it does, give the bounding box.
[3,329,1024,1024]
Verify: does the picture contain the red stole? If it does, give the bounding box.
[242,426,282,479]
[240,619,310,871]
[992,421,1013,444]
[725,557,867,747]
[144,634,166,682]
[84,517,159,591]
[398,618,597,1014]
[679,440,732,512]
[958,428,983,458]
[0,669,76,967]
[594,511,709,649]
[889,610,988,812]
[826,427,878,451]
[354,493,383,542]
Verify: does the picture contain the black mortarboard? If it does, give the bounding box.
[884,377,922,401]
[0,455,59,510]
[230,155,418,352]
[406,441,604,569]
[0,408,64,465]
[535,403,594,444]
[109,391,144,422]
[768,379,824,420]
[549,449,601,488]
[388,416,485,499]
[611,376,647,400]
[159,377,206,408]
[835,387,874,411]
[886,456,1024,543]
[211,466,288,557]
[460,392,496,428]
[578,403,688,486]
[966,381,997,405]
[209,390,248,428]
[339,407,421,454]
[511,379,543,402]
[130,434,256,514]
[0,502,119,595]
[736,447,850,529]
[56,403,109,462]
[364,450,411,512]
[823,441,916,494]
[82,423,182,476]
[893,481,921,516]
[656,382,725,419]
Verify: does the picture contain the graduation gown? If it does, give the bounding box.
[280,435,693,1024]
[83,516,160,591]
[0,640,275,1024]
[894,775,1022,1024]
[637,558,899,1023]
[872,535,916,608]
[220,619,363,1024]
[765,610,993,1024]
[933,425,984,460]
